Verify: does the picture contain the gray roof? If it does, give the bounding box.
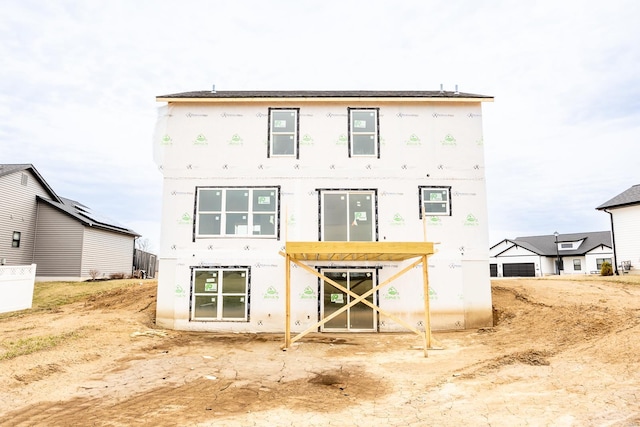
[0,163,138,237]
[493,231,612,257]
[597,184,640,210]
[37,196,139,237]
[156,90,493,100]
[0,163,61,202]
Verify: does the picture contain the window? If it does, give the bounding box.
[419,186,451,217]
[21,173,28,186]
[269,108,299,157]
[561,243,573,249]
[573,259,581,271]
[191,267,249,321]
[348,108,379,157]
[11,231,21,248]
[596,258,612,270]
[196,187,279,238]
[320,190,376,241]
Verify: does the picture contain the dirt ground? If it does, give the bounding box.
[1,278,640,427]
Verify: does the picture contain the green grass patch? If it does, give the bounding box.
[0,279,157,320]
[0,330,81,360]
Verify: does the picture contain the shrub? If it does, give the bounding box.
[89,269,100,280]
[109,272,127,280]
[600,261,614,276]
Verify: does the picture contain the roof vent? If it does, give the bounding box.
[211,84,216,94]
[454,84,459,95]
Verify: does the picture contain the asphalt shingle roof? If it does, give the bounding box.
[156,90,493,100]
[506,231,612,256]
[597,184,640,210]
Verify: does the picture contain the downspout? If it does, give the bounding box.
[603,209,619,275]
[33,202,40,264]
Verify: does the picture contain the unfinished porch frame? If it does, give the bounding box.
[280,241,436,357]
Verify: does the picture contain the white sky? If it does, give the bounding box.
[2,0,639,252]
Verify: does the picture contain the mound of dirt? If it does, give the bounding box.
[2,278,640,426]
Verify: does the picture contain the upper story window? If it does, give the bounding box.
[319,190,377,242]
[12,231,21,248]
[268,108,299,158]
[21,173,28,186]
[195,187,279,238]
[348,108,379,157]
[419,186,451,217]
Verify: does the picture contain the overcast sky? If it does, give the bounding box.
[2,0,639,252]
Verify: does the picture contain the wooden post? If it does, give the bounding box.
[422,254,431,357]
[285,253,291,349]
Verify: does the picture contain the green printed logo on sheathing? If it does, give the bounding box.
[264,286,279,300]
[476,137,484,146]
[193,133,208,145]
[464,213,479,226]
[441,134,457,146]
[229,134,243,145]
[384,286,400,300]
[429,288,438,300]
[300,286,316,300]
[301,134,314,145]
[175,284,186,298]
[391,213,405,226]
[161,134,173,146]
[406,134,421,145]
[177,212,192,225]
[429,216,442,225]
[336,134,348,145]
[287,214,297,226]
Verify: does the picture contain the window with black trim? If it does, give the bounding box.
[196,187,279,238]
[348,108,379,157]
[320,190,376,241]
[191,267,249,321]
[12,231,21,248]
[268,108,299,157]
[419,186,451,217]
[573,259,581,271]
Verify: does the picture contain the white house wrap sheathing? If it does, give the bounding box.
[153,94,493,333]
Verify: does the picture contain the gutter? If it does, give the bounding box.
[603,209,619,275]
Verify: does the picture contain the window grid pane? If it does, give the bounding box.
[270,110,298,156]
[420,187,451,217]
[349,109,378,156]
[196,188,278,238]
[322,191,375,242]
[192,268,249,321]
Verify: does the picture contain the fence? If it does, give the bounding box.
[133,249,157,278]
[0,264,37,313]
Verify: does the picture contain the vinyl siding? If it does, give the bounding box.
[0,170,54,265]
[33,203,84,276]
[81,227,134,278]
[611,205,640,269]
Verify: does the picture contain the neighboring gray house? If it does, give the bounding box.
[489,231,613,277]
[0,164,139,280]
[597,184,640,275]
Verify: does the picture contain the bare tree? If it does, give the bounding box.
[135,238,151,251]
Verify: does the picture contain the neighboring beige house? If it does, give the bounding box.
[0,164,140,280]
[489,231,613,277]
[153,89,494,334]
[597,184,640,275]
